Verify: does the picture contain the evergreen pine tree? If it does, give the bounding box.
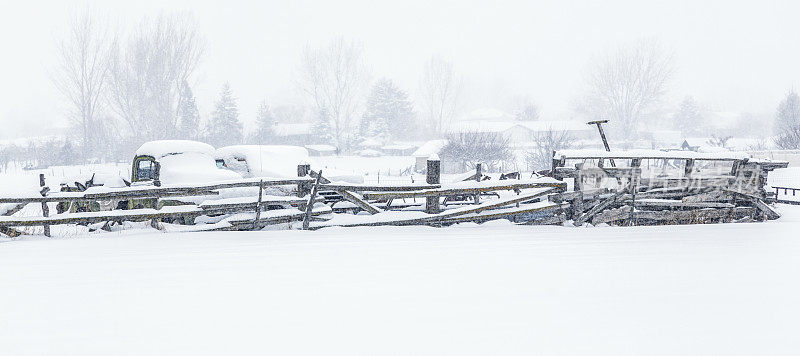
[312,107,334,145]
[674,96,704,137]
[206,83,243,147]
[250,100,277,144]
[361,78,415,141]
[177,81,201,140]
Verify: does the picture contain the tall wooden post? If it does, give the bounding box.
[297,163,311,198]
[253,180,264,229]
[303,171,323,230]
[474,163,482,204]
[39,174,50,237]
[426,155,441,214]
[628,158,641,226]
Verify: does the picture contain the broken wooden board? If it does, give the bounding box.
[316,200,562,228]
[725,189,781,220]
[198,196,315,211]
[337,190,381,214]
[592,206,756,225]
[0,203,28,237]
[519,212,567,226]
[681,190,730,203]
[633,207,755,224]
[0,205,203,227]
[591,205,632,225]
[574,190,626,226]
[362,181,564,200]
[0,178,315,204]
[438,202,564,225]
[632,199,735,209]
[322,183,441,192]
[227,205,333,230]
[316,188,556,228]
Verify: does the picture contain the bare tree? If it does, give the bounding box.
[297,38,370,150]
[774,90,800,149]
[440,132,512,172]
[420,56,462,135]
[582,39,674,141]
[52,10,114,162]
[706,135,732,148]
[108,13,204,142]
[526,128,577,172]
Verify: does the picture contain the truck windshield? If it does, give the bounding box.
[136,159,156,181]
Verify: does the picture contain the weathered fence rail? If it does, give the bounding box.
[773,186,800,205]
[1,151,790,237]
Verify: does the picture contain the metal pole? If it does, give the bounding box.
[587,120,616,168]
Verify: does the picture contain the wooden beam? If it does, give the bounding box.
[337,190,381,214]
[574,190,626,226]
[362,182,565,200]
[303,171,324,230]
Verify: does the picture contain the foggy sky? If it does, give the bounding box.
[2,0,799,138]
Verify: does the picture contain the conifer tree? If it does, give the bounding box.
[674,96,704,137]
[361,78,416,140]
[250,100,276,144]
[206,83,243,147]
[312,107,334,145]
[177,81,201,140]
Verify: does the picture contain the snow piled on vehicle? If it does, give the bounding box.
[157,152,240,184]
[135,140,215,159]
[215,145,310,179]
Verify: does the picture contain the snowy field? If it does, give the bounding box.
[3,205,800,355]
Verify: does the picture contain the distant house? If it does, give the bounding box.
[412,139,448,172]
[304,144,337,156]
[381,144,417,156]
[274,123,314,144]
[447,109,595,144]
[681,139,703,151]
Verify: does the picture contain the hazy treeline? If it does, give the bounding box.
[7,9,796,171]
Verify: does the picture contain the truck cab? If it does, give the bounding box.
[132,140,241,185]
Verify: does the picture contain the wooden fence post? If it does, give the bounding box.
[303,171,323,230]
[628,158,642,226]
[297,164,311,198]
[426,155,441,214]
[474,163,482,204]
[253,180,263,230]
[39,174,50,237]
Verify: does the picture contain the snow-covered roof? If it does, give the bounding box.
[382,144,417,150]
[449,121,514,133]
[274,123,313,137]
[448,120,593,134]
[358,149,383,157]
[554,149,751,161]
[682,137,711,147]
[413,139,448,157]
[459,108,515,122]
[135,140,215,158]
[304,144,337,152]
[360,137,383,148]
[517,121,593,132]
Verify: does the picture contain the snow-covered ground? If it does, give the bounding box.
[3,204,800,355]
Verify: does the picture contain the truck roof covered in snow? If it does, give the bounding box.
[135,140,215,159]
[215,145,310,179]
